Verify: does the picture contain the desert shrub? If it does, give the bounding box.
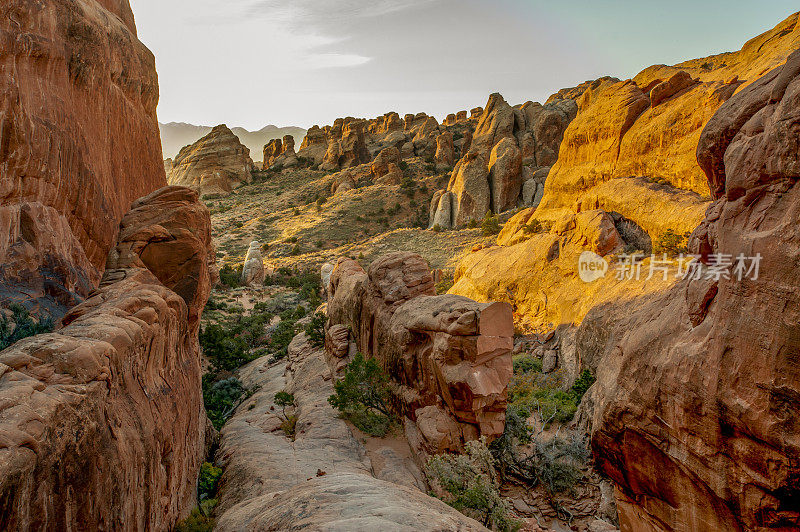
[512,354,542,375]
[329,353,393,436]
[431,223,442,232]
[509,369,577,425]
[466,218,479,229]
[269,319,298,359]
[397,160,409,171]
[299,280,321,306]
[533,434,589,495]
[174,506,215,532]
[218,264,243,288]
[305,313,326,348]
[522,219,552,235]
[205,298,227,311]
[570,369,596,402]
[274,391,295,419]
[401,175,417,197]
[653,229,690,256]
[0,305,54,351]
[426,438,520,531]
[274,391,298,438]
[199,324,250,371]
[198,462,223,501]
[203,376,246,430]
[481,213,501,236]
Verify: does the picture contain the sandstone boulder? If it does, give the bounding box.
[0,0,167,315]
[649,70,697,106]
[241,241,265,286]
[327,252,514,455]
[168,125,255,196]
[0,186,216,530]
[447,152,491,228]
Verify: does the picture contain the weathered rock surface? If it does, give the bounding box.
[326,252,514,454]
[215,334,487,531]
[240,241,265,286]
[581,49,800,532]
[0,0,167,315]
[167,125,254,196]
[0,186,216,531]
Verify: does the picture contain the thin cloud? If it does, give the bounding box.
[302,53,372,69]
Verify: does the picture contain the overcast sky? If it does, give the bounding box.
[129,0,798,130]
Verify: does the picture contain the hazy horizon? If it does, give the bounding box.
[130,1,799,130]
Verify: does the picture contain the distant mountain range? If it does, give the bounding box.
[159,122,307,161]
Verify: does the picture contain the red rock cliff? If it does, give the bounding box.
[581,49,800,531]
[0,0,166,314]
[0,186,216,530]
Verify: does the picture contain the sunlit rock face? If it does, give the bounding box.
[0,0,167,316]
[582,49,800,532]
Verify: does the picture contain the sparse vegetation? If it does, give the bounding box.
[305,312,326,348]
[0,304,53,351]
[522,219,552,235]
[328,353,394,436]
[653,228,690,256]
[435,270,455,294]
[481,212,501,236]
[274,391,298,438]
[426,438,520,531]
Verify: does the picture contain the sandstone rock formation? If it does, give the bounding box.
[576,49,800,532]
[215,333,486,531]
[167,125,255,196]
[326,252,514,454]
[262,134,298,170]
[0,186,216,530]
[240,241,265,286]
[0,0,167,315]
[320,118,372,171]
[450,15,799,333]
[434,131,456,168]
[430,93,577,228]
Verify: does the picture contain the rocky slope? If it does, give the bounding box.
[215,333,488,531]
[576,48,800,532]
[326,252,514,455]
[167,124,255,196]
[0,186,216,530]
[0,0,167,315]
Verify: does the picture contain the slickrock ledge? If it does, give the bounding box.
[215,333,487,531]
[0,186,216,531]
